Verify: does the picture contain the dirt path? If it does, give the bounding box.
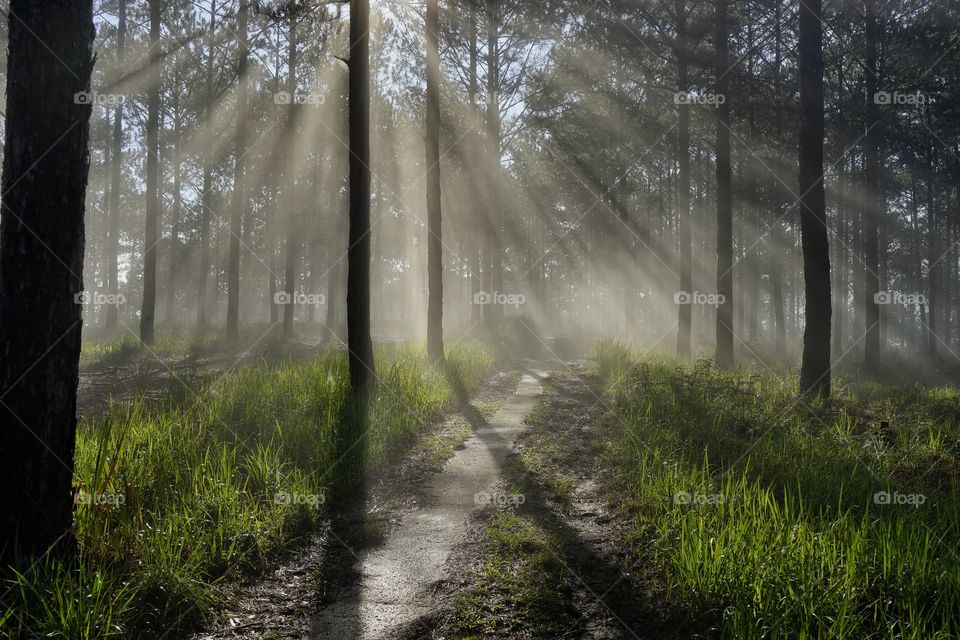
[425,365,686,640]
[309,370,545,639]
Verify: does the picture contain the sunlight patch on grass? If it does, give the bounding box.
[1,343,494,639]
[594,342,960,640]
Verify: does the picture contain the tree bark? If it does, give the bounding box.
[164,101,183,325]
[105,0,126,334]
[675,0,692,358]
[798,0,832,398]
[283,12,300,338]
[862,0,881,368]
[714,0,733,368]
[197,0,216,330]
[140,0,162,345]
[0,0,94,564]
[484,0,503,336]
[348,0,376,397]
[226,0,250,340]
[426,0,445,363]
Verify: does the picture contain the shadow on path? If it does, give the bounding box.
[308,365,546,640]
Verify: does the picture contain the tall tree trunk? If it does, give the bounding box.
[798,0,831,398]
[283,12,299,338]
[348,0,376,396]
[714,0,733,368]
[485,0,503,336]
[675,1,692,358]
[164,105,183,325]
[140,0,161,345]
[771,1,787,357]
[862,0,881,368]
[426,0,444,363]
[0,0,94,564]
[468,0,482,330]
[226,0,249,340]
[105,0,126,334]
[833,58,847,357]
[197,0,216,330]
[927,149,937,360]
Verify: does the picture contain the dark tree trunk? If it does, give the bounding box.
[426,0,444,363]
[140,0,162,345]
[926,150,937,360]
[798,0,832,398]
[197,0,216,330]
[468,0,482,330]
[0,0,94,564]
[862,0,881,368]
[675,1,692,358]
[833,58,847,357]
[771,1,787,357]
[283,13,299,338]
[105,0,126,334]
[226,0,249,340]
[485,0,503,336]
[714,0,733,368]
[164,106,183,325]
[348,0,376,396]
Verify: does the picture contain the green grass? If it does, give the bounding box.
[452,510,574,639]
[593,342,960,639]
[1,342,495,639]
[78,325,305,368]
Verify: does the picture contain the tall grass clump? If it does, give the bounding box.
[0,343,494,640]
[593,341,960,640]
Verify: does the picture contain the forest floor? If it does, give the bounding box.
[428,364,687,640]
[190,365,529,640]
[191,361,685,640]
[77,335,327,417]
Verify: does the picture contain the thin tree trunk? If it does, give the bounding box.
[714,0,733,368]
[676,1,692,358]
[197,0,215,330]
[468,1,482,330]
[283,12,299,338]
[140,0,161,345]
[164,105,183,325]
[927,149,937,359]
[0,0,94,563]
[226,0,249,340]
[426,0,444,363]
[771,1,787,357]
[485,0,503,336]
[105,0,126,334]
[863,0,881,368]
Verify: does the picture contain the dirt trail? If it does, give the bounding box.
[310,370,545,640]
